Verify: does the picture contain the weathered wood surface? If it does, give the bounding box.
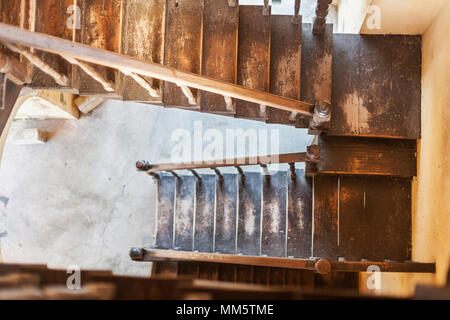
[198,263,218,281]
[119,0,165,102]
[174,176,196,251]
[318,136,417,177]
[0,23,313,115]
[194,175,215,253]
[30,0,74,91]
[236,265,253,284]
[77,0,122,96]
[235,5,271,121]
[261,171,287,257]
[287,170,312,259]
[237,172,262,256]
[215,174,237,254]
[178,262,199,278]
[0,74,22,134]
[155,175,176,249]
[268,15,302,126]
[313,175,412,261]
[300,23,333,128]
[163,0,203,108]
[201,0,239,115]
[330,35,421,139]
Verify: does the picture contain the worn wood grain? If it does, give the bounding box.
[312,175,339,259]
[178,262,199,278]
[30,0,75,91]
[156,175,176,249]
[198,263,218,281]
[200,0,238,115]
[218,264,235,282]
[261,171,287,257]
[269,268,285,286]
[253,267,269,286]
[300,23,333,128]
[330,34,421,139]
[194,175,216,253]
[237,172,262,256]
[215,174,237,254]
[235,265,253,284]
[364,176,411,261]
[77,0,122,96]
[287,170,312,259]
[119,0,165,102]
[235,5,270,121]
[318,136,417,177]
[163,0,203,108]
[174,176,196,251]
[267,15,302,126]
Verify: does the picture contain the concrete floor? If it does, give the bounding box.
[0,99,312,276]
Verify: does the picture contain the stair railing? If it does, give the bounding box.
[136,145,321,180]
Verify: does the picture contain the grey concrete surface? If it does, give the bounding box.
[0,98,312,276]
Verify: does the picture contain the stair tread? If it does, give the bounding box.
[287,169,312,259]
[200,0,239,115]
[237,172,262,256]
[156,175,176,249]
[76,0,122,97]
[30,0,74,91]
[267,15,302,127]
[118,0,165,103]
[194,175,216,253]
[235,5,271,121]
[174,176,196,251]
[261,170,287,258]
[215,174,238,254]
[163,0,203,108]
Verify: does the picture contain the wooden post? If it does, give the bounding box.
[292,0,302,24]
[313,0,333,34]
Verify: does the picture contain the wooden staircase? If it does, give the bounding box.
[0,0,332,131]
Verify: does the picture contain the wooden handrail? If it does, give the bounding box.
[137,152,315,174]
[0,23,314,116]
[130,248,436,274]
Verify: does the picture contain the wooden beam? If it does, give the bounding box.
[0,52,26,84]
[141,152,309,174]
[131,248,436,274]
[0,23,313,116]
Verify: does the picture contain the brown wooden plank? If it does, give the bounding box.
[194,175,215,253]
[156,175,176,249]
[269,268,285,286]
[235,265,253,284]
[152,261,178,279]
[174,176,196,251]
[77,0,122,97]
[261,171,287,257]
[198,263,218,281]
[287,170,312,259]
[338,176,365,261]
[218,264,235,282]
[200,0,238,115]
[235,5,270,121]
[285,269,301,287]
[118,0,165,103]
[318,136,417,177]
[312,175,339,259]
[237,172,262,256]
[178,262,199,279]
[300,23,332,128]
[215,174,237,254]
[315,272,359,292]
[329,34,360,136]
[267,15,302,126]
[364,176,412,261]
[389,36,421,139]
[253,267,269,286]
[163,0,203,108]
[30,0,75,91]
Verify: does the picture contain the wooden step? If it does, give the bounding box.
[200,0,239,115]
[215,173,238,254]
[163,0,203,109]
[313,174,412,261]
[267,15,303,127]
[155,174,176,249]
[29,0,75,92]
[174,176,196,251]
[76,0,122,97]
[194,175,216,253]
[117,0,165,103]
[235,5,271,122]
